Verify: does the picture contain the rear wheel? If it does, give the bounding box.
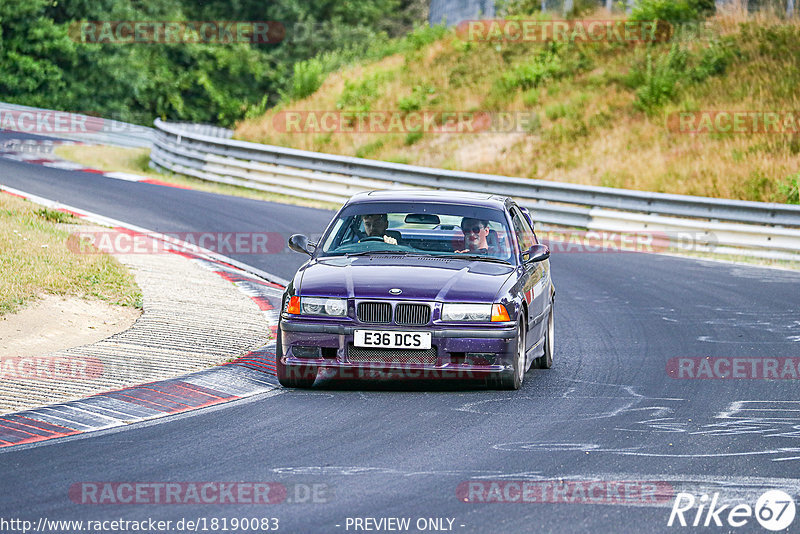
[275,326,317,388]
[534,302,554,370]
[496,320,526,390]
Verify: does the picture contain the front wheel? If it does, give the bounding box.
[495,320,526,390]
[275,326,317,388]
[534,302,554,369]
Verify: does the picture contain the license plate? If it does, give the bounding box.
[354,330,432,350]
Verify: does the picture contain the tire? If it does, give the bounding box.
[275,326,317,388]
[496,320,526,390]
[534,302,554,370]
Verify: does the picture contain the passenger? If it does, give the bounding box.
[456,217,491,254]
[360,214,400,245]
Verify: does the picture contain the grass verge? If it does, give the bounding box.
[0,193,142,315]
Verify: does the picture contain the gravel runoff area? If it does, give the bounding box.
[0,236,273,414]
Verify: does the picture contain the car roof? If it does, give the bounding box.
[346,190,511,210]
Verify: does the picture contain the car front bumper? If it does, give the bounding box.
[279,319,519,380]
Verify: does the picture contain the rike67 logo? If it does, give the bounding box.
[668,490,796,531]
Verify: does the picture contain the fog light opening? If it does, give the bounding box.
[292,346,321,359]
[465,353,496,366]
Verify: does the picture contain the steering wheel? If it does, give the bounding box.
[359,236,388,242]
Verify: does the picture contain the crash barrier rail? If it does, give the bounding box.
[0,102,154,148]
[164,122,234,139]
[150,119,800,261]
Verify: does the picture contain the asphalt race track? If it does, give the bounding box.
[2,131,800,533]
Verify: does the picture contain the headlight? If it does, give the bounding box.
[441,303,492,322]
[299,297,347,317]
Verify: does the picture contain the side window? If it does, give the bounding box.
[510,208,535,252]
[519,208,538,242]
[323,218,347,250]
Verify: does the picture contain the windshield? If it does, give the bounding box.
[319,201,515,263]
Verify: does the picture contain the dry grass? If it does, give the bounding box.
[55,145,153,176]
[0,194,142,315]
[236,8,800,204]
[54,145,340,211]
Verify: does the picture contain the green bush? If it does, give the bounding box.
[402,24,448,52]
[689,38,735,81]
[282,58,327,101]
[630,38,733,114]
[404,131,424,145]
[508,55,564,89]
[491,41,594,104]
[693,0,717,18]
[630,0,715,25]
[337,72,392,112]
[397,95,422,113]
[397,84,437,113]
[634,44,686,113]
[496,45,567,94]
[279,24,447,109]
[779,173,800,204]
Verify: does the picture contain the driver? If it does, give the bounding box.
[456,217,491,254]
[360,214,401,245]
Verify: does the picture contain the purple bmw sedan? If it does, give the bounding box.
[278,190,555,390]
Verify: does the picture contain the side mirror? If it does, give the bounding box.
[288,234,313,256]
[522,243,550,264]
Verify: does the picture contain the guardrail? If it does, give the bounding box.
[0,102,154,148]
[151,119,800,261]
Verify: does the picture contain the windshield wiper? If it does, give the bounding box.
[342,251,511,264]
[436,254,512,264]
[344,250,411,257]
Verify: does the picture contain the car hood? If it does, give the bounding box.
[298,256,514,302]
